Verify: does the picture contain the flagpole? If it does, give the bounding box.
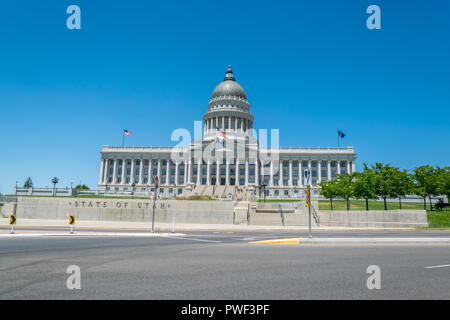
[122,133,124,148]
[337,132,339,148]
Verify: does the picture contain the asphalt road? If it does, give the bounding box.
[0,229,449,299]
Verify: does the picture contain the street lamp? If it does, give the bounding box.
[131,182,136,198]
[15,180,18,195]
[51,177,59,197]
[261,182,267,203]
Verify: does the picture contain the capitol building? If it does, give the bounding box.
[97,66,356,200]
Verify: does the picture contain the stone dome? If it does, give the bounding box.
[211,65,247,100]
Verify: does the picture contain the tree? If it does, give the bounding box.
[75,184,90,190]
[389,168,413,210]
[335,172,357,211]
[23,177,33,188]
[353,164,377,210]
[370,162,397,210]
[318,179,339,210]
[413,165,440,210]
[437,167,450,202]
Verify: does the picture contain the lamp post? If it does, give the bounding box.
[51,177,59,197]
[131,182,136,198]
[15,180,18,195]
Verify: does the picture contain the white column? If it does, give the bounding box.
[184,161,188,184]
[207,160,211,185]
[222,116,225,130]
[299,160,303,186]
[197,160,202,185]
[175,161,179,186]
[236,159,240,186]
[347,161,351,174]
[130,159,135,184]
[104,159,109,184]
[120,160,126,184]
[225,159,230,185]
[318,160,322,182]
[337,160,341,175]
[157,160,161,182]
[112,159,117,184]
[245,159,249,186]
[228,117,231,131]
[255,159,259,185]
[327,161,331,180]
[98,159,105,185]
[139,159,144,184]
[352,160,356,173]
[148,160,153,184]
[289,160,293,186]
[216,161,220,185]
[187,160,192,184]
[165,160,170,185]
[269,160,274,186]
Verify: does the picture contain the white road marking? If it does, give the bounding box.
[425,264,450,269]
[168,236,222,243]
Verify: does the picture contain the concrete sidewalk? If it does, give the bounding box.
[0,218,418,232]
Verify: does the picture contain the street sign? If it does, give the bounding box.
[9,214,16,234]
[155,175,159,189]
[69,215,75,225]
[303,169,311,186]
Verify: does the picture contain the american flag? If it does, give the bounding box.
[124,129,132,135]
[216,128,227,146]
[216,128,227,140]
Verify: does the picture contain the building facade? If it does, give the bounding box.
[97,66,356,199]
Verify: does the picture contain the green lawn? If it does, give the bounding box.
[425,209,450,229]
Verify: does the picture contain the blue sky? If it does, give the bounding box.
[0,0,449,193]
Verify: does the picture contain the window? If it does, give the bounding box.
[283,180,288,186]
[311,161,317,167]
[284,190,289,196]
[178,188,183,195]
[274,190,279,196]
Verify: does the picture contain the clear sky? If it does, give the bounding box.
[0,0,449,193]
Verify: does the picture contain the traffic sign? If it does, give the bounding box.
[303,169,311,186]
[10,214,16,225]
[69,215,75,225]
